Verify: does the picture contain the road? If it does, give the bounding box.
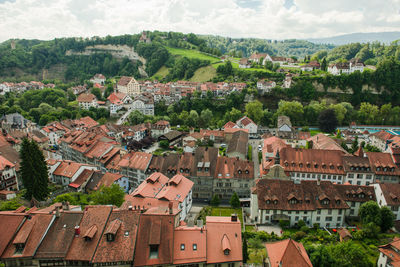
[116,109,134,125]
[249,139,262,178]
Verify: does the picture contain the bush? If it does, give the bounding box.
[297,220,306,228]
[210,194,220,206]
[313,223,320,230]
[293,231,306,241]
[279,220,290,229]
[300,226,310,233]
[159,140,169,149]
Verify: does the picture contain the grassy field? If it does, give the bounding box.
[211,207,243,223]
[190,65,216,82]
[310,129,322,136]
[166,47,221,63]
[151,65,169,80]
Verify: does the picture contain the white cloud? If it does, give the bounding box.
[0,0,399,42]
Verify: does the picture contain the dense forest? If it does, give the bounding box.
[202,36,335,58]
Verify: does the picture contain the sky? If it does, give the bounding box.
[0,0,400,42]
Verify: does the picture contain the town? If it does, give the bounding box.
[0,15,400,266]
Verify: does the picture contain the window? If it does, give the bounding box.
[338,217,342,222]
[193,244,197,251]
[339,209,342,215]
[149,245,159,259]
[180,244,185,250]
[326,216,332,221]
[328,210,332,215]
[296,211,299,214]
[317,210,321,215]
[265,216,269,221]
[295,216,299,221]
[224,249,230,255]
[316,216,320,221]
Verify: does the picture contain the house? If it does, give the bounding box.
[374,183,400,221]
[139,31,151,44]
[249,53,270,65]
[301,61,320,72]
[276,115,296,139]
[370,130,393,151]
[335,183,376,217]
[90,74,106,85]
[0,155,18,191]
[129,172,193,221]
[307,133,348,153]
[236,116,257,136]
[366,152,400,183]
[0,190,16,200]
[226,130,248,160]
[378,237,400,267]
[49,160,98,186]
[113,151,152,189]
[223,121,239,130]
[250,179,349,227]
[283,74,292,88]
[238,58,251,68]
[158,130,184,146]
[68,169,99,192]
[117,76,141,96]
[327,59,365,75]
[265,239,312,267]
[342,149,375,185]
[131,93,154,116]
[214,156,254,200]
[0,113,34,131]
[257,79,276,93]
[94,172,130,193]
[151,120,171,138]
[41,121,69,146]
[77,93,98,110]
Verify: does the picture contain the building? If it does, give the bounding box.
[307,133,348,153]
[236,116,257,136]
[378,237,400,267]
[0,155,18,191]
[249,53,270,64]
[139,31,151,44]
[131,93,154,116]
[370,130,393,151]
[328,59,365,75]
[77,93,98,110]
[374,183,400,221]
[239,58,251,68]
[90,73,106,85]
[250,179,349,227]
[115,151,153,189]
[151,120,171,138]
[128,172,194,221]
[117,76,141,96]
[335,183,376,217]
[94,172,130,193]
[0,205,243,267]
[49,160,98,186]
[257,79,276,93]
[226,130,249,160]
[265,239,312,267]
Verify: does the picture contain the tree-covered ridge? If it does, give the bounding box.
[0,31,219,82]
[201,36,335,58]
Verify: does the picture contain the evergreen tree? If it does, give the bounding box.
[20,138,49,201]
[242,234,249,263]
[321,57,327,71]
[380,206,395,232]
[210,194,220,206]
[230,192,240,208]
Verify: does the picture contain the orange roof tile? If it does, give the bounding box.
[265,239,312,267]
[173,226,206,264]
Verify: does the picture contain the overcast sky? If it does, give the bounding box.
[0,0,400,42]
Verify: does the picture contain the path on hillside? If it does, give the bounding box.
[116,109,134,125]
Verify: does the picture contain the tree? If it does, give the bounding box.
[230,192,240,208]
[91,87,103,101]
[187,110,199,127]
[91,184,125,207]
[318,109,338,133]
[331,241,372,267]
[380,206,395,232]
[129,110,145,125]
[310,245,335,267]
[210,194,220,206]
[321,57,327,71]
[359,201,382,226]
[20,138,49,201]
[159,140,169,149]
[245,100,263,124]
[242,234,249,263]
[200,109,213,128]
[277,100,304,125]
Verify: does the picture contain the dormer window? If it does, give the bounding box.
[384,168,387,172]
[14,243,25,254]
[336,200,340,205]
[322,164,326,169]
[330,165,334,170]
[106,233,115,242]
[180,244,185,250]
[314,164,318,168]
[322,199,330,205]
[292,163,296,167]
[245,170,249,174]
[149,245,159,259]
[193,244,197,251]
[266,200,270,204]
[377,167,381,171]
[274,200,278,204]
[285,162,289,167]
[299,163,303,168]
[360,193,365,198]
[180,168,184,173]
[307,164,310,168]
[224,249,230,255]
[289,199,297,204]
[238,170,242,174]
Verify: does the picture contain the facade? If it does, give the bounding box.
[131,94,154,116]
[327,59,365,75]
[239,58,251,68]
[251,179,349,227]
[90,73,106,85]
[378,238,400,267]
[117,76,141,96]
[374,183,400,221]
[0,156,18,191]
[257,79,276,93]
[77,93,98,110]
[49,160,98,186]
[236,116,257,136]
[114,151,152,189]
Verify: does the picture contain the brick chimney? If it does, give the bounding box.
[231,213,238,222]
[168,201,173,214]
[74,226,80,237]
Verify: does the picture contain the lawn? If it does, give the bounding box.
[190,65,216,82]
[166,46,221,63]
[310,129,322,136]
[151,65,169,80]
[198,206,243,227]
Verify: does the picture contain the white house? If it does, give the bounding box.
[90,74,106,85]
[328,59,365,75]
[131,94,154,116]
[50,160,98,186]
[257,79,276,93]
[0,156,18,191]
[250,179,348,228]
[239,58,251,69]
[236,116,257,136]
[377,238,400,267]
[77,93,98,110]
[374,183,400,221]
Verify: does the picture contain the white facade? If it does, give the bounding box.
[343,172,374,186]
[289,172,344,185]
[131,99,154,116]
[374,184,400,220]
[250,193,345,228]
[256,81,276,93]
[53,165,98,186]
[178,189,193,221]
[78,98,98,110]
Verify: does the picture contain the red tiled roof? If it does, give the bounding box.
[254,179,349,211]
[65,206,112,261]
[156,174,194,203]
[132,172,170,198]
[370,130,393,142]
[0,213,25,256]
[117,151,152,171]
[265,239,312,267]
[173,226,206,264]
[2,213,54,259]
[308,133,348,153]
[223,121,238,129]
[0,155,14,170]
[206,216,242,264]
[77,93,96,103]
[92,210,140,263]
[53,160,88,178]
[379,183,400,206]
[366,152,400,175]
[237,116,255,127]
[95,172,124,190]
[117,76,133,86]
[215,157,254,179]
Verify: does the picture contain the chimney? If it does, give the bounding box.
[168,202,173,214]
[62,201,70,211]
[55,206,60,218]
[231,213,238,222]
[128,205,133,211]
[74,226,80,237]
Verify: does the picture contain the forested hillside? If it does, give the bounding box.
[201,36,335,58]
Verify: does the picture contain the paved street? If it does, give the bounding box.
[116,109,133,125]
